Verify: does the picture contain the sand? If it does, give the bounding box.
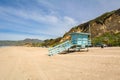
[0,46,120,80]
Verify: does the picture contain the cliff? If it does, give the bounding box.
[61,9,120,42]
[43,9,120,46]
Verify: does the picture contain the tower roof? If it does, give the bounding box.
[70,32,90,35]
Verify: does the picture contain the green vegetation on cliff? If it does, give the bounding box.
[92,32,120,46]
[41,37,62,47]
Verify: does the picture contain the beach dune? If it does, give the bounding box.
[0,47,120,80]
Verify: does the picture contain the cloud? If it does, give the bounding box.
[0,5,78,40]
[0,6,77,25]
[0,6,58,24]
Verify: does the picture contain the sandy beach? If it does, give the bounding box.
[0,47,120,80]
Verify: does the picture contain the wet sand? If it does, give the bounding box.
[0,46,120,80]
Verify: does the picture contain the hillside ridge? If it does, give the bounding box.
[44,8,120,47]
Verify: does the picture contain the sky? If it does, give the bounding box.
[0,0,120,40]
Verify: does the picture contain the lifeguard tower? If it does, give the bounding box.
[48,32,91,56]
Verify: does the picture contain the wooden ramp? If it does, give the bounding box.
[48,40,73,56]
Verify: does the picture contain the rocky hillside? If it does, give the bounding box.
[43,8,120,47]
[61,9,120,42]
[22,38,42,43]
[0,38,43,47]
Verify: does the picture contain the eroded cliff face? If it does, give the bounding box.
[60,9,120,42]
[91,11,120,37]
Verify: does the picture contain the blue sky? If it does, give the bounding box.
[0,0,120,40]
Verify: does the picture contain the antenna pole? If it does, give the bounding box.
[89,24,92,45]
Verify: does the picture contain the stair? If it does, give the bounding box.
[48,40,73,56]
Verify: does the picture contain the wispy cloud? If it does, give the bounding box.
[0,6,78,25]
[0,4,78,40]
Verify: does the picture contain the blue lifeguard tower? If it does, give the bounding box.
[70,32,91,48]
[48,32,91,56]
